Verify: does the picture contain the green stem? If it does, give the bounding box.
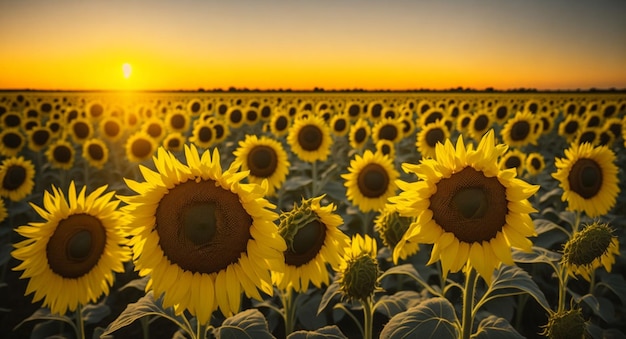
[362,297,374,339]
[140,317,150,339]
[311,160,318,197]
[557,264,569,313]
[282,288,297,335]
[75,304,86,339]
[461,266,478,339]
[589,269,596,296]
[196,319,207,339]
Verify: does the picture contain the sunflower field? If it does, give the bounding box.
[1,91,625,339]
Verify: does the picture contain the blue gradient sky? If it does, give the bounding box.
[1,0,625,90]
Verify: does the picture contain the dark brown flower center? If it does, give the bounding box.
[578,131,596,145]
[510,121,530,141]
[474,114,489,131]
[2,131,22,149]
[47,213,107,278]
[425,128,445,147]
[246,109,258,122]
[504,156,522,169]
[379,124,398,141]
[430,167,508,243]
[53,145,72,163]
[131,138,152,159]
[568,158,602,199]
[104,121,120,137]
[565,121,578,134]
[213,124,225,139]
[32,129,50,146]
[4,114,20,127]
[230,109,243,124]
[199,126,213,142]
[298,124,323,151]
[334,118,347,132]
[170,114,186,129]
[247,145,278,178]
[2,165,26,190]
[88,144,104,161]
[357,163,390,198]
[275,116,288,131]
[167,138,181,149]
[496,106,508,120]
[531,157,542,170]
[156,179,252,274]
[425,111,443,125]
[354,128,367,143]
[284,220,326,266]
[90,104,104,118]
[73,121,90,140]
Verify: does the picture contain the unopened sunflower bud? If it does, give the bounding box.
[561,222,619,281]
[338,234,381,302]
[542,308,586,339]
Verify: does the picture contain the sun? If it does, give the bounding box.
[122,63,132,79]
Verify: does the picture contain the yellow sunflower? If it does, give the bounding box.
[226,107,245,129]
[190,121,216,149]
[69,118,93,144]
[187,98,203,116]
[376,139,395,159]
[0,156,36,202]
[561,222,619,281]
[492,103,511,124]
[118,145,286,322]
[558,115,582,143]
[501,110,539,148]
[86,100,106,121]
[499,148,527,177]
[273,196,349,292]
[2,112,22,129]
[269,111,291,137]
[142,117,167,142]
[468,111,492,141]
[371,117,403,144]
[0,128,25,157]
[233,135,290,197]
[420,108,447,127]
[337,234,380,302]
[349,118,371,150]
[82,138,109,169]
[162,132,186,152]
[46,139,75,170]
[416,120,450,159]
[375,204,417,263]
[552,142,619,218]
[27,126,52,152]
[525,152,545,176]
[125,131,157,163]
[575,127,599,146]
[287,114,332,163]
[390,130,539,283]
[341,150,399,213]
[330,114,350,137]
[12,181,130,315]
[456,113,473,134]
[165,109,190,133]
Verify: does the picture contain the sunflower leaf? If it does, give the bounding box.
[470,315,524,339]
[101,291,192,337]
[378,264,438,297]
[13,308,77,333]
[379,297,459,338]
[282,176,313,192]
[214,308,274,339]
[317,281,342,316]
[81,298,111,324]
[595,273,626,305]
[511,246,561,265]
[374,290,423,318]
[478,265,551,313]
[287,325,348,339]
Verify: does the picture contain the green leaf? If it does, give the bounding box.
[478,265,551,313]
[512,246,561,265]
[283,176,313,191]
[321,180,346,201]
[374,290,423,318]
[101,291,192,337]
[214,308,274,339]
[533,219,563,235]
[538,187,562,204]
[471,315,524,339]
[378,264,438,297]
[81,298,111,324]
[14,307,76,333]
[379,297,459,338]
[287,325,347,339]
[317,282,342,316]
[297,291,328,330]
[595,273,626,305]
[573,293,616,324]
[119,276,149,292]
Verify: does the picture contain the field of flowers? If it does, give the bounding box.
[1,91,625,339]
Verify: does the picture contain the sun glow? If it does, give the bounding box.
[122,63,132,79]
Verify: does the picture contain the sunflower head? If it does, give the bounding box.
[287,114,332,163]
[275,195,348,292]
[374,205,417,263]
[561,222,619,281]
[552,142,620,217]
[0,156,36,202]
[541,308,586,339]
[233,134,290,197]
[338,234,380,302]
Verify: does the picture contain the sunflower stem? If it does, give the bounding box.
[196,319,208,339]
[140,316,150,339]
[75,304,86,339]
[589,269,597,296]
[311,160,319,197]
[461,266,477,339]
[362,296,374,339]
[282,288,297,335]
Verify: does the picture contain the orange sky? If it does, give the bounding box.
[1,0,625,91]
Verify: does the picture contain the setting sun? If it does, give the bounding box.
[122,63,132,79]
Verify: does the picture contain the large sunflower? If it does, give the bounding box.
[390,130,539,282]
[287,114,332,163]
[501,110,539,148]
[273,196,349,292]
[552,142,619,217]
[12,182,130,315]
[233,135,290,197]
[342,150,399,213]
[118,145,286,322]
[0,156,36,202]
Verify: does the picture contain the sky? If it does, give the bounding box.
[1,0,625,91]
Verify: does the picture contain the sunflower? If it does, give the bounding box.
[342,150,399,213]
[67,118,93,144]
[375,204,417,263]
[46,139,75,170]
[0,197,7,223]
[165,109,190,133]
[368,101,385,122]
[27,126,52,152]
[12,181,130,315]
[337,234,380,302]
[22,117,39,131]
[330,114,349,137]
[244,107,260,126]
[456,113,472,134]
[82,138,109,169]
[468,111,492,141]
[233,135,290,197]
[187,98,203,116]
[525,152,545,176]
[190,121,215,149]
[558,115,583,143]
[575,127,599,146]
[583,111,603,129]
[420,108,446,127]
[118,145,286,322]
[162,132,186,152]
[501,111,539,148]
[499,148,527,177]
[561,222,619,281]
[98,116,124,142]
[552,142,619,217]
[86,100,106,121]
[2,112,22,129]
[227,107,245,129]
[416,120,450,159]
[287,114,332,163]
[372,117,403,144]
[349,118,371,150]
[125,131,157,163]
[269,111,291,137]
[0,156,36,202]
[273,196,349,292]
[345,101,363,120]
[0,128,25,157]
[390,130,539,283]
[492,103,511,124]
